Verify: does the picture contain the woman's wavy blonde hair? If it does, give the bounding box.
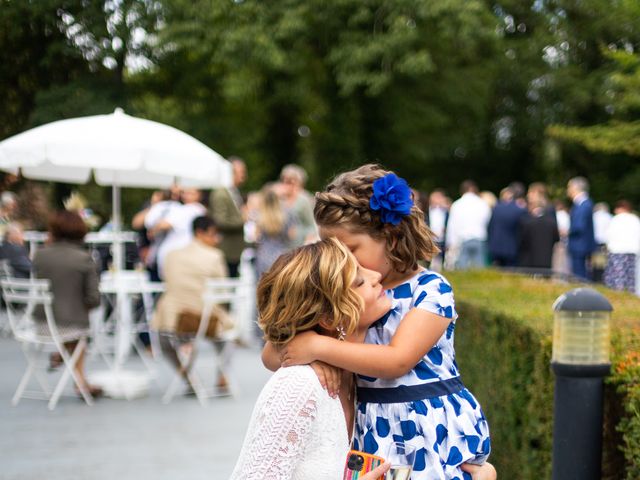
[314,164,439,273]
[257,237,363,346]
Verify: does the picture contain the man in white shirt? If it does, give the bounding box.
[592,202,613,281]
[445,180,491,269]
[145,188,207,279]
[593,202,613,246]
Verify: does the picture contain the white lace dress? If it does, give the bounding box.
[230,365,350,479]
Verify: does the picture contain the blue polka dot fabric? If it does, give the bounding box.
[354,269,491,479]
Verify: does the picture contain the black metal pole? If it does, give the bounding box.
[551,363,610,480]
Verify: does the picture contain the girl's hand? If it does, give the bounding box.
[461,462,497,480]
[261,341,282,372]
[359,462,390,480]
[280,330,321,366]
[309,361,342,398]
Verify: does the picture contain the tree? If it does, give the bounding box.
[544,0,640,205]
[0,0,88,139]
[139,0,499,193]
[56,0,163,88]
[0,1,166,221]
[548,50,640,156]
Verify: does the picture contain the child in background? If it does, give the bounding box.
[277,164,491,479]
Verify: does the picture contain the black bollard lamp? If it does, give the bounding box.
[551,287,613,480]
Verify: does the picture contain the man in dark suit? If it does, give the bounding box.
[487,187,527,267]
[567,176,597,280]
[209,157,248,277]
[519,183,559,270]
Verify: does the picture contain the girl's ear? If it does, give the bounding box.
[387,234,398,250]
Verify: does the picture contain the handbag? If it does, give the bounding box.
[176,310,220,338]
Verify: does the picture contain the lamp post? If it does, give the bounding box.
[551,287,613,480]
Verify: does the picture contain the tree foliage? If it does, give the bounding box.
[0,0,87,139]
[1,0,640,219]
[138,0,501,192]
[543,0,640,204]
[549,50,640,156]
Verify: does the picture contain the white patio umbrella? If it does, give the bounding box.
[0,108,232,268]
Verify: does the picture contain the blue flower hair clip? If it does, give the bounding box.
[369,173,414,225]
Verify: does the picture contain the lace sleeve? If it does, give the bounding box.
[229,366,321,480]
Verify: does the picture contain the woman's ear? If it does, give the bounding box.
[318,317,333,332]
[317,316,337,337]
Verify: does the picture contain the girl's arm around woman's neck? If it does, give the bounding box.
[282,309,450,379]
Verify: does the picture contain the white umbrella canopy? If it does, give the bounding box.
[0,108,232,188]
[0,108,233,269]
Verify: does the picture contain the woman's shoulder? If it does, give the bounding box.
[35,242,84,258]
[271,365,322,388]
[59,243,93,260]
[259,366,329,412]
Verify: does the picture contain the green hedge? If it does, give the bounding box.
[447,270,640,479]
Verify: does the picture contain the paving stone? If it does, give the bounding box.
[0,336,272,479]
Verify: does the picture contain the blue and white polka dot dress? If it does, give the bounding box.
[353,270,490,480]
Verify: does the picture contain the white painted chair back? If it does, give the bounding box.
[0,278,93,409]
[162,276,252,406]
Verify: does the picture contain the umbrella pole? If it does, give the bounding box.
[112,184,123,271]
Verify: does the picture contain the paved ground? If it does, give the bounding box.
[0,335,272,480]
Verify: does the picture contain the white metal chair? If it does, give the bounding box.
[0,259,13,336]
[1,278,93,410]
[162,276,252,406]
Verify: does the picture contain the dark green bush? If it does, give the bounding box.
[447,270,640,479]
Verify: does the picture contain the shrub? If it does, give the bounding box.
[447,270,640,479]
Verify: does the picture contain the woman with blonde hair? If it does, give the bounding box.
[254,184,296,278]
[231,238,390,478]
[230,238,496,479]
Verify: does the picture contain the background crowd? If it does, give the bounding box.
[0,164,638,303]
[0,153,638,403]
[129,166,639,296]
[0,160,637,478]
[429,175,640,295]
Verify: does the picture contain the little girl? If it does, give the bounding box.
[278,164,491,479]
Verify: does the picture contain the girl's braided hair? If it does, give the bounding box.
[314,164,438,273]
